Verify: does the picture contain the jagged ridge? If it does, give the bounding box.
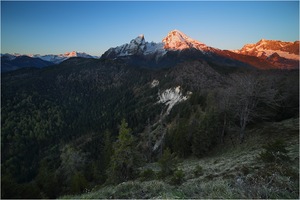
[101,29,217,60]
[1,51,97,64]
[233,39,299,60]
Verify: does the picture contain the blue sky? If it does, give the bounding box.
[1,1,299,56]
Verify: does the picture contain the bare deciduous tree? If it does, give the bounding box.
[216,86,235,144]
[229,73,278,143]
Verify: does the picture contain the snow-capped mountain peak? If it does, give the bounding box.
[100,29,298,69]
[36,51,96,64]
[64,51,78,57]
[162,29,208,51]
[0,53,17,61]
[101,29,214,60]
[1,51,97,64]
[137,34,145,41]
[102,34,166,59]
[127,35,146,54]
[233,39,299,60]
[62,51,96,59]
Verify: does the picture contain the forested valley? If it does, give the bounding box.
[1,58,299,198]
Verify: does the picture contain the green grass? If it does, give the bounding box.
[60,118,299,199]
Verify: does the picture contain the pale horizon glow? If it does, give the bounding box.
[1,1,299,56]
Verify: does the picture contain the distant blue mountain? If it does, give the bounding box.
[1,55,55,72]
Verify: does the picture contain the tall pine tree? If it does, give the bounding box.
[106,119,142,184]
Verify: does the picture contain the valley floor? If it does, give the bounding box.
[62,118,299,199]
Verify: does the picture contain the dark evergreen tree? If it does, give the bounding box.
[169,118,192,158]
[102,130,113,171]
[36,160,60,198]
[158,148,177,178]
[70,172,88,194]
[192,111,219,157]
[106,119,142,184]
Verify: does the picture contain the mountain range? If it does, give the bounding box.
[1,30,299,72]
[101,30,299,69]
[1,51,97,72]
[102,30,218,59]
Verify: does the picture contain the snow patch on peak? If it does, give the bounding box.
[167,30,190,42]
[259,38,266,43]
[162,29,207,51]
[132,35,145,44]
[63,51,95,58]
[103,34,166,59]
[101,30,216,60]
[64,51,77,57]
[2,52,97,64]
[158,86,191,114]
[108,34,146,57]
[138,34,144,39]
[233,39,299,60]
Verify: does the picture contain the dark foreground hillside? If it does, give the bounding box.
[62,118,299,199]
[1,57,299,198]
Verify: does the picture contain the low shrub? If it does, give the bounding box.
[171,169,184,185]
[139,169,157,181]
[202,179,238,199]
[194,165,204,176]
[258,139,290,163]
[158,148,177,178]
[180,178,203,198]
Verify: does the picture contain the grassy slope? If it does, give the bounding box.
[61,118,299,199]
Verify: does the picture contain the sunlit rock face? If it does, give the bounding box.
[102,35,166,59]
[162,29,208,51]
[150,79,159,88]
[158,86,191,114]
[101,29,299,69]
[231,39,299,69]
[233,39,299,60]
[101,29,213,60]
[112,35,147,56]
